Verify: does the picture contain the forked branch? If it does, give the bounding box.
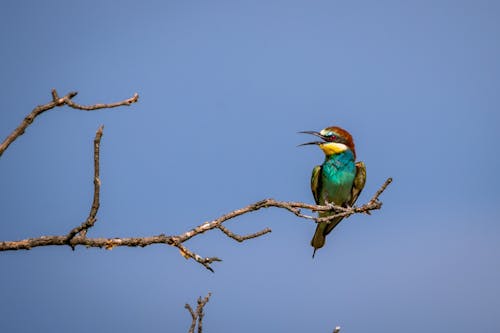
[185,293,212,333]
[0,89,138,157]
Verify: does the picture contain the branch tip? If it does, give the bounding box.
[51,89,59,101]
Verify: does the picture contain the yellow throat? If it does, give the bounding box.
[319,142,348,156]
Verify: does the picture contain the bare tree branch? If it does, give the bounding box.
[185,293,212,333]
[0,89,138,157]
[0,176,391,271]
[66,125,103,245]
[0,90,393,272]
[185,303,196,333]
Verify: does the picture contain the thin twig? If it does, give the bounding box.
[184,304,196,333]
[173,240,222,273]
[66,126,104,245]
[370,177,393,202]
[0,89,138,157]
[218,225,272,243]
[197,294,210,333]
[64,93,138,110]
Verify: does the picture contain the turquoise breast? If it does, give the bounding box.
[320,150,356,205]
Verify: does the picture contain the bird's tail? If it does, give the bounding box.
[310,215,343,258]
[311,223,327,258]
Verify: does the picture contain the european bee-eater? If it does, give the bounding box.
[300,126,366,257]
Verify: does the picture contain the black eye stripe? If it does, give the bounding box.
[326,134,347,144]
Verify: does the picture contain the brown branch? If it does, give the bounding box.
[370,176,393,202]
[173,240,222,273]
[185,303,196,333]
[66,125,103,245]
[0,234,174,250]
[218,225,272,243]
[0,178,391,271]
[64,93,139,110]
[0,89,138,157]
[185,293,212,333]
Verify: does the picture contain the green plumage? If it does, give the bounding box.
[310,150,366,256]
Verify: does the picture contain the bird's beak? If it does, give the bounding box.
[297,141,322,146]
[298,131,327,147]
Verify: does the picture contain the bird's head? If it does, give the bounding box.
[299,126,356,158]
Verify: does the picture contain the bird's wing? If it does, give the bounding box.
[349,161,367,205]
[310,165,322,204]
[314,161,366,248]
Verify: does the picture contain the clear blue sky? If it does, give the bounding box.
[1,1,499,332]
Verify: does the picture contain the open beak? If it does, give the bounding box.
[298,131,327,146]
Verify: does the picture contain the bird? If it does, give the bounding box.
[299,126,366,257]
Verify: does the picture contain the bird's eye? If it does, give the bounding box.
[325,133,336,141]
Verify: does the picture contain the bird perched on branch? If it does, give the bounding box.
[300,126,366,257]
